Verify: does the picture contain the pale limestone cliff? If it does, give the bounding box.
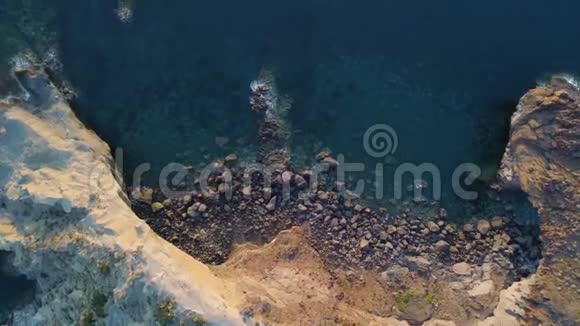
[0,70,244,325]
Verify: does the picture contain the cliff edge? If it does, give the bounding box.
[499,76,580,324]
[0,69,245,325]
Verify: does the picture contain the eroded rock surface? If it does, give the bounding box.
[499,75,580,324]
[0,70,244,325]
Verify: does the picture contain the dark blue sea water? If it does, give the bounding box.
[2,1,579,214]
[48,0,580,217]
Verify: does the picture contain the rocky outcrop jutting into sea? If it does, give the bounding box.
[499,75,580,324]
[250,70,292,168]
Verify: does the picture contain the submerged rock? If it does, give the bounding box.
[477,220,491,235]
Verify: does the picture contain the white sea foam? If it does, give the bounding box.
[536,73,580,89]
[9,53,33,72]
[561,74,580,89]
[116,5,134,24]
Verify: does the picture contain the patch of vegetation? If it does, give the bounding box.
[91,292,109,318]
[155,298,176,326]
[424,293,434,304]
[396,289,434,312]
[97,261,110,275]
[191,315,208,326]
[79,310,96,326]
[396,289,419,312]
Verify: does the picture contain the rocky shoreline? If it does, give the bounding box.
[132,150,542,284]
[132,72,542,287]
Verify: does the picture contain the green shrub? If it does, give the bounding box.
[155,298,176,326]
[91,292,108,318]
[191,315,207,326]
[79,310,96,326]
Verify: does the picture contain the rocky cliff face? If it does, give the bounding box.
[0,69,245,325]
[499,76,580,324]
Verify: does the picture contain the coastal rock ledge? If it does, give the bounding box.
[499,75,580,325]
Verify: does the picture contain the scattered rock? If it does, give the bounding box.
[321,156,339,168]
[187,206,198,218]
[452,262,472,276]
[142,188,154,204]
[225,154,238,165]
[379,231,388,241]
[381,265,409,281]
[426,221,440,233]
[315,151,330,161]
[294,175,307,188]
[151,202,164,213]
[477,219,491,235]
[282,171,293,185]
[463,224,475,232]
[434,240,450,252]
[490,216,505,229]
[468,280,495,297]
[343,199,353,209]
[266,196,277,211]
[406,256,431,270]
[242,185,252,198]
[359,239,370,250]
